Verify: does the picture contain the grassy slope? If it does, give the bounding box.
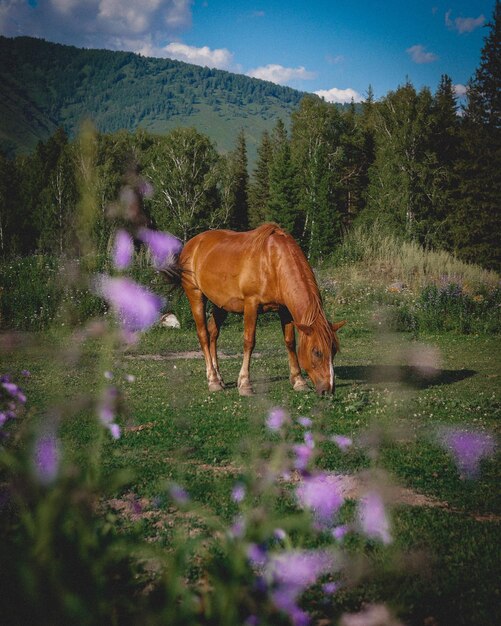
[7,301,501,625]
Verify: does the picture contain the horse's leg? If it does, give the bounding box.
[238,300,258,396]
[207,305,227,388]
[185,288,224,392]
[279,309,309,391]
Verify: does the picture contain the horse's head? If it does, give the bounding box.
[296,320,346,395]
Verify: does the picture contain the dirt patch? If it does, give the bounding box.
[124,350,263,361]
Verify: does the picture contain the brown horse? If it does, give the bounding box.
[167,223,345,395]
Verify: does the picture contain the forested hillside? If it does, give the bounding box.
[0,36,306,159]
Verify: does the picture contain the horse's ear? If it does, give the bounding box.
[294,322,314,336]
[331,320,347,332]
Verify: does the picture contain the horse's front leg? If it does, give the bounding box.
[185,288,224,392]
[238,300,258,396]
[279,309,308,392]
[207,305,228,388]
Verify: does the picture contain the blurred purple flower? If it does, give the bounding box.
[138,180,154,198]
[247,543,267,568]
[274,528,287,541]
[33,432,60,485]
[96,275,164,332]
[104,370,113,380]
[268,549,335,625]
[2,382,18,396]
[138,228,182,270]
[125,374,136,383]
[332,525,348,541]
[438,427,496,478]
[232,482,246,503]
[293,444,314,471]
[322,582,339,594]
[331,435,353,451]
[0,412,7,427]
[98,386,121,439]
[358,491,392,544]
[112,229,134,270]
[304,431,315,449]
[229,515,246,538]
[169,483,189,505]
[298,417,312,428]
[296,473,344,528]
[21,370,30,377]
[266,407,289,431]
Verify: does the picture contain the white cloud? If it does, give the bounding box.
[314,87,362,104]
[445,10,485,34]
[453,83,468,97]
[406,44,438,64]
[0,0,193,50]
[246,64,316,85]
[160,42,235,70]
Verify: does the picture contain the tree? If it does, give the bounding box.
[449,1,501,269]
[267,119,299,236]
[146,128,221,241]
[228,129,249,230]
[248,130,272,228]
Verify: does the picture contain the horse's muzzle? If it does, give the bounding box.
[316,383,334,396]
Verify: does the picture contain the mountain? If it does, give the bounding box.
[0,36,308,161]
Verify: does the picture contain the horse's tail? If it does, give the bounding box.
[160,250,183,291]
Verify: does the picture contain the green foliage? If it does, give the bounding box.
[0,35,304,161]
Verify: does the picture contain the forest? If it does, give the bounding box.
[0,4,500,272]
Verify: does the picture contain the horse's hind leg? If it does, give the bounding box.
[279,310,308,392]
[208,306,227,388]
[185,288,224,392]
[238,300,258,396]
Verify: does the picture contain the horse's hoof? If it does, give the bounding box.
[209,382,224,392]
[238,385,254,397]
[293,379,309,392]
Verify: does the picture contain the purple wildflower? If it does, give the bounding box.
[137,228,182,270]
[304,431,315,449]
[21,370,30,377]
[247,543,267,568]
[267,549,336,625]
[296,473,344,528]
[358,491,392,544]
[169,483,190,505]
[298,417,312,428]
[293,444,314,471]
[112,229,134,270]
[438,427,496,478]
[232,482,246,503]
[33,432,60,485]
[96,275,164,332]
[0,412,7,427]
[322,582,339,594]
[332,525,348,541]
[138,180,154,198]
[104,370,113,380]
[274,528,287,541]
[266,407,289,431]
[229,515,246,538]
[2,382,18,396]
[98,386,121,439]
[331,435,353,451]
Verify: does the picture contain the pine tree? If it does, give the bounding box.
[451,1,501,269]
[229,129,249,231]
[268,120,299,235]
[248,130,272,228]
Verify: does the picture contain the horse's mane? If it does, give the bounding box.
[251,223,332,352]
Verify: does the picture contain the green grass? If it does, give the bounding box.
[4,305,500,625]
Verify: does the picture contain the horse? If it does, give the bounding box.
[165,223,346,396]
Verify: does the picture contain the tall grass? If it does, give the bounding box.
[329,223,499,292]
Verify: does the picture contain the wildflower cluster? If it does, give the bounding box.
[0,371,28,433]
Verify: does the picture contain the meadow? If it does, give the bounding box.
[1,232,500,625]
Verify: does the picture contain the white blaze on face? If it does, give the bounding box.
[329,360,334,392]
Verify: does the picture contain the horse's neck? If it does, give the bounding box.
[281,269,320,326]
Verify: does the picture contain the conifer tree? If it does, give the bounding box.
[229,129,249,231]
[268,119,299,235]
[451,1,501,269]
[248,130,272,227]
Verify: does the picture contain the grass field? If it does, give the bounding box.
[3,291,500,625]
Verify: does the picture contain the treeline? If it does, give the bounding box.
[1,3,499,269]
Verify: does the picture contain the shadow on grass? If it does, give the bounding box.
[336,365,476,389]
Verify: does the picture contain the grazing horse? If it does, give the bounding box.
[166,223,345,395]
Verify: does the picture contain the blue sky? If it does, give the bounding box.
[0,0,495,102]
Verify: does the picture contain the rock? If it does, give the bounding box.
[160,313,181,329]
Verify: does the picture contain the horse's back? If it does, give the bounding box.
[180,224,286,311]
